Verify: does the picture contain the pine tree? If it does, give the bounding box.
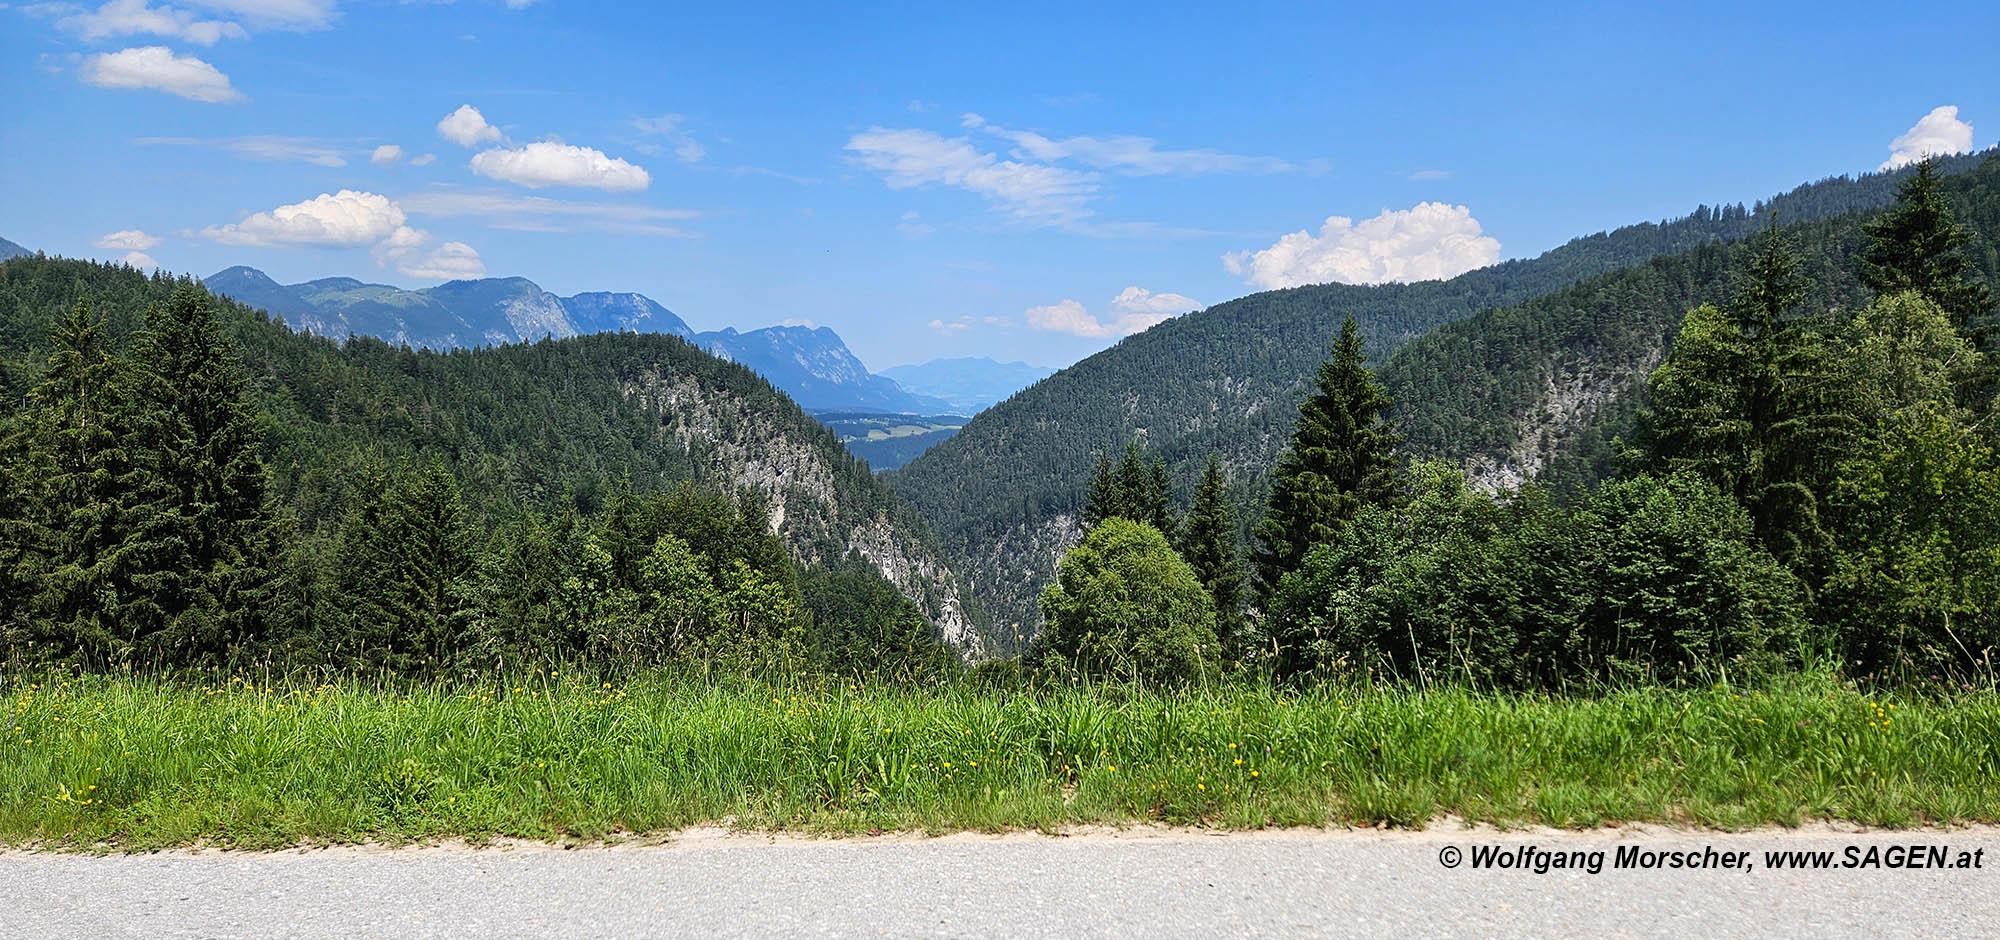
[1861,159,1995,340]
[1177,456,1246,660]
[129,284,276,665]
[1253,316,1401,598]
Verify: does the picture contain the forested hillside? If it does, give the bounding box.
[0,258,989,661]
[891,150,2000,646]
[1384,155,2000,488]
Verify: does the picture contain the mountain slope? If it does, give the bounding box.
[697,326,951,413]
[1382,153,2000,491]
[880,358,1058,412]
[1,256,989,658]
[0,237,27,261]
[890,150,2000,646]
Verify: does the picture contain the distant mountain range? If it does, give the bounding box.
[0,236,28,261]
[199,266,949,414]
[880,357,1057,412]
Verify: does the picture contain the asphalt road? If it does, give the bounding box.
[7,826,1997,938]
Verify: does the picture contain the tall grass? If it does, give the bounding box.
[4,668,1998,849]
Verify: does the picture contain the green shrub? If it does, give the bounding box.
[1269,464,1804,688]
[1037,518,1219,685]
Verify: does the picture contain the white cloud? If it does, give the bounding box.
[897,210,934,239]
[118,251,160,269]
[1024,296,1177,339]
[371,144,403,165]
[58,1,248,45]
[1110,286,1200,316]
[392,240,484,280]
[437,104,502,147]
[396,189,697,236]
[81,46,241,102]
[96,229,161,251]
[197,188,483,281]
[183,0,336,31]
[469,141,651,191]
[1406,168,1452,181]
[201,189,407,247]
[846,126,1097,227]
[132,134,347,166]
[1224,202,1501,290]
[962,113,1307,176]
[927,318,970,333]
[409,153,437,166]
[1881,105,1975,171]
[780,317,818,328]
[631,114,705,163]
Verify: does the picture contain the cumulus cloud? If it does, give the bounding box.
[81,46,242,102]
[409,153,437,166]
[437,104,502,147]
[371,144,404,165]
[1224,202,1501,290]
[1881,105,1975,171]
[961,113,1308,176]
[197,188,483,281]
[928,317,972,333]
[1110,286,1200,316]
[631,114,705,163]
[118,251,161,269]
[201,190,406,246]
[96,229,162,251]
[470,141,651,191]
[1024,291,1186,339]
[846,126,1097,227]
[57,1,248,45]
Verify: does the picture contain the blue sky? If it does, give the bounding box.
[3,1,1996,370]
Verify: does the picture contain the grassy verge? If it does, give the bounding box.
[4,670,1997,849]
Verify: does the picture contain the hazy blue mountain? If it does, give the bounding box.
[697,326,951,413]
[199,266,936,414]
[202,267,694,349]
[880,357,1058,412]
[0,236,30,261]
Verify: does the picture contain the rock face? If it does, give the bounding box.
[619,369,987,659]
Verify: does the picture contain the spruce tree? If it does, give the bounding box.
[129,284,276,665]
[1253,316,1401,598]
[1861,159,1995,340]
[1177,456,1246,660]
[1647,226,1862,579]
[10,301,156,665]
[380,462,478,672]
[1082,440,1174,533]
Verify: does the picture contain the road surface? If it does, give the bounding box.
[7,826,1996,938]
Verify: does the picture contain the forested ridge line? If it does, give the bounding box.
[888,149,2000,645]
